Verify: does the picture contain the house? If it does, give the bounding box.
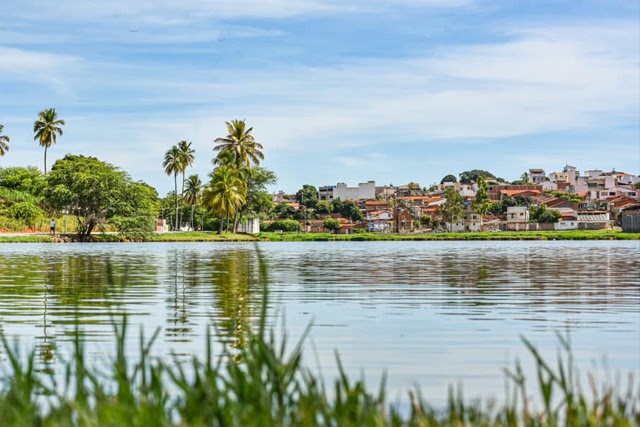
[506,206,529,231]
[487,184,543,201]
[156,219,169,233]
[393,208,412,232]
[463,210,482,232]
[577,211,610,230]
[528,169,546,184]
[621,206,640,232]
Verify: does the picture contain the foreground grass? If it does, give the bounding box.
[0,320,637,426]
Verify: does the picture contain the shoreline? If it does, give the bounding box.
[0,230,638,243]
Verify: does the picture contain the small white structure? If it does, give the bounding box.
[238,218,260,234]
[554,220,578,231]
[332,181,376,201]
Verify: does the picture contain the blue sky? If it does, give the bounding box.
[1,0,638,194]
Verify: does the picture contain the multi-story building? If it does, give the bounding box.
[319,181,376,201]
[528,169,546,184]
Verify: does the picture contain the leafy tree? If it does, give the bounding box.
[45,155,157,238]
[244,167,277,216]
[0,167,47,196]
[163,145,182,230]
[273,202,296,219]
[9,201,44,229]
[459,169,495,184]
[440,174,457,184]
[323,217,341,232]
[184,174,202,230]
[203,165,246,233]
[473,176,490,215]
[530,205,562,223]
[633,182,640,190]
[33,108,65,175]
[339,200,363,222]
[214,119,264,168]
[295,185,319,209]
[0,124,9,157]
[441,187,464,232]
[315,200,332,214]
[331,198,343,215]
[350,207,364,222]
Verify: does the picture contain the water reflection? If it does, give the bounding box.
[0,241,638,400]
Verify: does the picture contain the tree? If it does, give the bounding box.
[441,187,464,232]
[203,165,246,233]
[530,205,561,223]
[295,185,319,209]
[45,155,157,238]
[33,108,65,175]
[323,217,340,232]
[315,200,332,214]
[0,166,47,196]
[440,174,457,184]
[0,124,9,157]
[163,145,182,230]
[473,176,490,215]
[177,140,195,226]
[214,119,264,168]
[459,169,495,184]
[184,174,202,230]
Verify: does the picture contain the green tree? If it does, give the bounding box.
[530,205,562,223]
[184,174,202,230]
[295,185,319,209]
[203,165,246,233]
[45,155,157,238]
[440,174,457,184]
[441,187,464,232]
[323,217,341,232]
[473,176,490,215]
[0,167,47,196]
[33,108,65,175]
[163,145,182,230]
[315,200,332,214]
[177,140,195,226]
[0,124,9,157]
[273,202,296,219]
[214,119,264,168]
[459,169,495,184]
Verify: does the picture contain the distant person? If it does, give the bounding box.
[50,219,56,234]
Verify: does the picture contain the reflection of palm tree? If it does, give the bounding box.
[203,165,246,233]
[184,174,202,230]
[33,108,65,175]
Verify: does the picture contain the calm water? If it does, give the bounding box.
[0,241,638,403]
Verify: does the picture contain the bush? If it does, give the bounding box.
[266,219,300,232]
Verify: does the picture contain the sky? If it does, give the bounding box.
[1,0,638,194]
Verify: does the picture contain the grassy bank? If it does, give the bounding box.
[0,230,638,243]
[258,230,640,241]
[1,318,637,426]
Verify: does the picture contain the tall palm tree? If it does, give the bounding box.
[213,119,264,168]
[177,140,195,227]
[0,124,9,157]
[184,174,202,230]
[163,145,182,230]
[33,108,65,175]
[203,165,246,233]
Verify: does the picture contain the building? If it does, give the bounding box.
[506,206,529,231]
[320,181,376,201]
[528,169,546,184]
[621,206,640,232]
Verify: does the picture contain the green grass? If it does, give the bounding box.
[258,230,640,241]
[0,318,637,426]
[0,230,637,243]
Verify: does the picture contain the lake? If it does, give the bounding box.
[0,241,638,404]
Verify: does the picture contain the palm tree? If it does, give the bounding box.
[33,108,65,175]
[177,140,195,227]
[184,174,202,230]
[0,124,9,157]
[163,145,182,230]
[203,165,246,233]
[213,119,264,168]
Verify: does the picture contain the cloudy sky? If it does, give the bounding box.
[1,0,638,194]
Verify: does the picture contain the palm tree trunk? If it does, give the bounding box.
[44,146,48,176]
[174,173,178,231]
[218,216,223,234]
[232,210,239,233]
[178,172,185,228]
[191,204,195,231]
[226,211,230,232]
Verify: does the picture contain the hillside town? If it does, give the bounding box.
[269,165,640,234]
